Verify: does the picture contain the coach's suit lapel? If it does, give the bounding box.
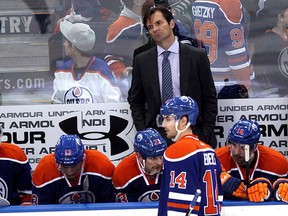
[179,43,190,95]
[148,47,162,106]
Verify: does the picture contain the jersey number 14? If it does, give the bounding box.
[169,169,219,215]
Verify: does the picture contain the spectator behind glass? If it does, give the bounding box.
[252,1,288,97]
[103,0,149,101]
[32,134,115,204]
[128,5,218,148]
[57,0,119,26]
[23,0,51,34]
[191,0,253,95]
[49,1,122,73]
[52,19,121,104]
[0,126,32,206]
[113,128,167,202]
[215,118,288,202]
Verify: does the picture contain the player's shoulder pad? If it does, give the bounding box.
[0,143,28,162]
[258,145,288,175]
[32,154,60,186]
[215,146,227,156]
[113,153,140,187]
[84,150,115,177]
[106,16,140,42]
[55,59,74,72]
[88,58,118,86]
[165,135,212,159]
[218,0,243,23]
[215,146,236,171]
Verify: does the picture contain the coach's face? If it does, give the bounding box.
[146,11,175,46]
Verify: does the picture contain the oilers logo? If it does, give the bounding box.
[59,190,95,204]
[32,194,39,205]
[0,178,8,200]
[138,190,160,202]
[63,86,94,104]
[116,192,128,202]
[278,47,288,79]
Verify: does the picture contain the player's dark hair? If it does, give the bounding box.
[143,5,174,30]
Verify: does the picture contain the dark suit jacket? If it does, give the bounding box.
[128,42,218,148]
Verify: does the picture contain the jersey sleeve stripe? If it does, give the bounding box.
[0,158,28,164]
[211,67,231,72]
[229,61,250,70]
[33,176,64,188]
[226,47,246,55]
[169,191,193,201]
[167,201,189,210]
[254,169,288,178]
[165,148,215,162]
[84,172,112,180]
[166,211,188,216]
[113,174,142,189]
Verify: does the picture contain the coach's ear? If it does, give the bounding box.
[169,18,175,30]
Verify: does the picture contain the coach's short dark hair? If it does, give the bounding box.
[143,5,174,30]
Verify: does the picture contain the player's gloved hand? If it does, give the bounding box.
[273,178,288,203]
[247,177,272,202]
[220,172,248,199]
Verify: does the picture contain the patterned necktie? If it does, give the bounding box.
[162,51,173,103]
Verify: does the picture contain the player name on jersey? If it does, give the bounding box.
[204,152,217,166]
[192,6,215,18]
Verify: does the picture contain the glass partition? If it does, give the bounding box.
[0,0,287,105]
